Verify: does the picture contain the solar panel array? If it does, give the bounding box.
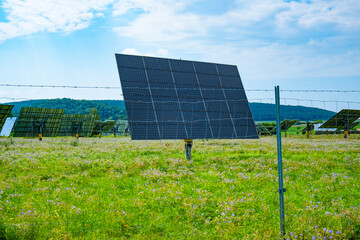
[58,114,96,137]
[92,120,117,136]
[0,104,14,131]
[115,54,258,140]
[320,109,360,130]
[13,107,65,137]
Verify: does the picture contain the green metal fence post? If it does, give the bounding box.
[275,85,286,238]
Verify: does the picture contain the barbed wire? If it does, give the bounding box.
[2,83,360,93]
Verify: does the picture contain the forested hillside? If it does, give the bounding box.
[5,98,335,121]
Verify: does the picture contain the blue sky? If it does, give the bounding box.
[0,0,359,111]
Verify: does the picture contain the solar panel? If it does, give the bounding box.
[12,107,64,138]
[91,120,117,136]
[0,104,14,131]
[270,119,298,134]
[112,120,129,135]
[256,122,271,135]
[351,121,360,130]
[320,109,360,130]
[301,123,315,134]
[115,54,258,140]
[58,114,96,137]
[0,117,16,137]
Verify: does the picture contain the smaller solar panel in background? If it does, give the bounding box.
[256,122,271,135]
[0,117,16,137]
[91,120,117,136]
[271,119,298,133]
[0,104,14,131]
[12,107,65,137]
[116,54,258,140]
[114,120,129,135]
[320,109,360,129]
[58,114,96,137]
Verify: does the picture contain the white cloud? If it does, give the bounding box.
[112,0,360,45]
[121,47,169,57]
[110,0,360,83]
[275,0,360,30]
[0,0,359,84]
[113,0,208,44]
[121,48,141,55]
[0,0,114,42]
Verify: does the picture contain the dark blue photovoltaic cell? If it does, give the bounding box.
[116,54,144,68]
[194,62,217,75]
[115,53,258,140]
[169,59,195,73]
[144,57,170,71]
[216,64,239,77]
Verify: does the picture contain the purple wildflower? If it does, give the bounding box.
[328,230,332,234]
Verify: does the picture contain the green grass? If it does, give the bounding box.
[0,135,359,239]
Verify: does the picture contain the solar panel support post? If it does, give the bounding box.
[36,122,44,141]
[76,127,79,139]
[184,139,193,160]
[275,86,286,238]
[306,122,311,139]
[113,127,117,138]
[344,121,349,139]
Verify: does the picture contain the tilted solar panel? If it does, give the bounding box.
[115,54,258,140]
[256,122,271,135]
[270,119,298,133]
[113,120,129,135]
[12,107,64,137]
[320,109,360,129]
[91,120,117,136]
[0,104,14,131]
[58,114,96,137]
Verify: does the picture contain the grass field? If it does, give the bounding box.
[0,135,359,239]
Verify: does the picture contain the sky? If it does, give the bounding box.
[0,0,359,111]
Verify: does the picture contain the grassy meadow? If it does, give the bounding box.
[0,135,359,239]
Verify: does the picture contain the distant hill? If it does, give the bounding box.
[4,98,335,122]
[249,102,335,121]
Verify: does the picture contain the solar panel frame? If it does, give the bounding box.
[12,107,64,137]
[0,104,14,131]
[116,53,258,140]
[320,109,360,129]
[301,123,315,134]
[256,122,271,135]
[58,114,96,137]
